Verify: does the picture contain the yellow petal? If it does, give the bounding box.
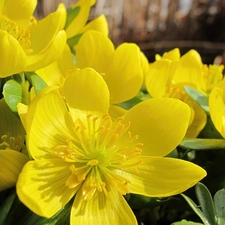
[3,0,37,28]
[64,68,110,119]
[105,43,144,104]
[0,31,27,77]
[16,159,78,218]
[26,30,67,71]
[0,150,28,191]
[71,189,137,225]
[121,156,206,197]
[173,50,205,90]
[75,30,114,73]
[185,102,207,138]
[81,14,109,36]
[108,105,127,121]
[145,59,170,97]
[161,48,180,61]
[36,44,75,86]
[17,103,28,130]
[124,98,191,156]
[29,4,66,54]
[66,0,96,39]
[26,87,75,159]
[209,87,225,138]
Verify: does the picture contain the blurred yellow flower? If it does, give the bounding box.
[145,48,210,137]
[17,68,206,224]
[0,0,67,77]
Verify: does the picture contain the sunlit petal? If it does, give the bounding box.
[124,98,191,156]
[121,156,206,197]
[71,189,137,225]
[26,87,76,159]
[105,43,143,104]
[75,30,114,73]
[17,159,78,218]
[64,68,110,119]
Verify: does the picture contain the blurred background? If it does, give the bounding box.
[35,0,225,64]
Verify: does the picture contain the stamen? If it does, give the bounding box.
[0,20,32,53]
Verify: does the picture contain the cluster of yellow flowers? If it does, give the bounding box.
[2,0,225,224]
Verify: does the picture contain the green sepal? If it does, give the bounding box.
[3,80,22,112]
[184,86,209,114]
[67,33,82,47]
[180,138,225,150]
[171,220,204,225]
[64,6,80,30]
[125,193,168,209]
[195,182,217,225]
[213,189,225,225]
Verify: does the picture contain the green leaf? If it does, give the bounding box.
[171,220,204,225]
[3,80,22,112]
[0,189,17,225]
[5,196,72,225]
[180,138,225,150]
[195,182,217,225]
[26,72,48,94]
[67,33,82,47]
[181,194,209,225]
[213,189,225,225]
[64,6,80,30]
[184,86,209,114]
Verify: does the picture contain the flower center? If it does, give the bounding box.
[54,114,143,200]
[0,133,24,151]
[164,85,194,107]
[0,19,32,53]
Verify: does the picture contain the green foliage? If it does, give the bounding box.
[182,182,225,225]
[184,86,209,114]
[64,6,80,30]
[3,80,23,113]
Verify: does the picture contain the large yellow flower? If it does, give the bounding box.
[17,68,206,224]
[0,0,67,77]
[0,99,28,191]
[145,48,208,137]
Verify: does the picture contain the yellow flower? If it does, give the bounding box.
[75,30,145,105]
[17,68,206,224]
[145,48,207,137]
[0,0,67,77]
[0,99,28,191]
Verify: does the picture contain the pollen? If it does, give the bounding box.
[55,114,143,200]
[0,19,33,54]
